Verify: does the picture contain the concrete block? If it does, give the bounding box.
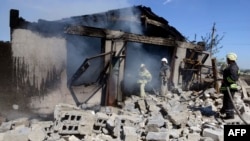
[93,112,109,134]
[203,128,223,141]
[0,121,12,133]
[124,102,136,112]
[148,114,165,126]
[120,114,143,127]
[113,117,122,138]
[169,129,181,138]
[176,136,187,141]
[47,132,61,141]
[0,133,5,141]
[95,112,109,126]
[146,132,169,141]
[189,126,201,133]
[146,124,160,132]
[37,121,53,134]
[12,117,29,127]
[146,114,166,132]
[68,135,81,141]
[137,99,147,114]
[187,133,200,141]
[95,134,115,141]
[3,126,31,141]
[54,109,95,135]
[123,126,138,141]
[106,113,118,130]
[28,125,46,141]
[79,111,95,135]
[200,137,214,141]
[168,111,188,126]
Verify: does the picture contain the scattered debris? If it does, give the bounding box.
[1,81,250,141]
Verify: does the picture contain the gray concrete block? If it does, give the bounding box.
[187,133,200,141]
[47,132,61,141]
[113,117,122,138]
[68,135,81,141]
[0,121,12,133]
[146,132,169,141]
[0,133,5,141]
[123,126,138,141]
[202,128,223,141]
[28,125,46,141]
[168,111,188,126]
[200,137,214,141]
[3,126,31,141]
[137,99,147,114]
[146,114,166,132]
[169,129,181,139]
[189,126,202,133]
[12,117,29,127]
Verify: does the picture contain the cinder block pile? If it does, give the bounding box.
[0,88,249,141]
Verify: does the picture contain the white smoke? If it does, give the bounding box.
[12,29,67,91]
[8,0,152,117]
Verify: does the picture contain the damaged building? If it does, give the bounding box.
[7,5,211,111]
[1,5,250,141]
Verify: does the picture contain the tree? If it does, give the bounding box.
[201,22,224,56]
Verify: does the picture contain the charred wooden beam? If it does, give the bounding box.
[142,15,170,30]
[65,25,176,46]
[141,16,180,39]
[65,25,202,50]
[211,58,219,93]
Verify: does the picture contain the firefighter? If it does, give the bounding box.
[219,52,240,119]
[137,64,152,98]
[159,58,171,96]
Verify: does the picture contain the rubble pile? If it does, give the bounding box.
[0,87,250,141]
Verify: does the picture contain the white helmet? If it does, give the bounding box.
[226,52,237,61]
[161,58,168,63]
[140,64,145,68]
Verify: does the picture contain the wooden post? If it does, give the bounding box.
[211,58,219,93]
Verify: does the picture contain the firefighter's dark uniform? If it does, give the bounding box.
[220,61,239,119]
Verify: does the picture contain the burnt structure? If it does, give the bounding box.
[7,5,212,111]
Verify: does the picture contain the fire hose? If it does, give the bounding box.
[226,87,249,125]
[177,81,249,124]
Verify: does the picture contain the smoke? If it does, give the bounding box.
[12,29,67,91]
[124,42,172,94]
[11,0,146,86]
[63,4,172,94]
[10,0,172,108]
[8,0,174,119]
[65,5,145,85]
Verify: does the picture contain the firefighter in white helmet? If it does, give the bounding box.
[137,64,152,98]
[159,57,171,96]
[219,52,239,119]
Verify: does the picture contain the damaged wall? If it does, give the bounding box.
[2,5,199,119]
[12,29,66,91]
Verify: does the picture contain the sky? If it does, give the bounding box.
[0,0,249,69]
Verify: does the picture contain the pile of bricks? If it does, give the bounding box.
[0,87,250,141]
